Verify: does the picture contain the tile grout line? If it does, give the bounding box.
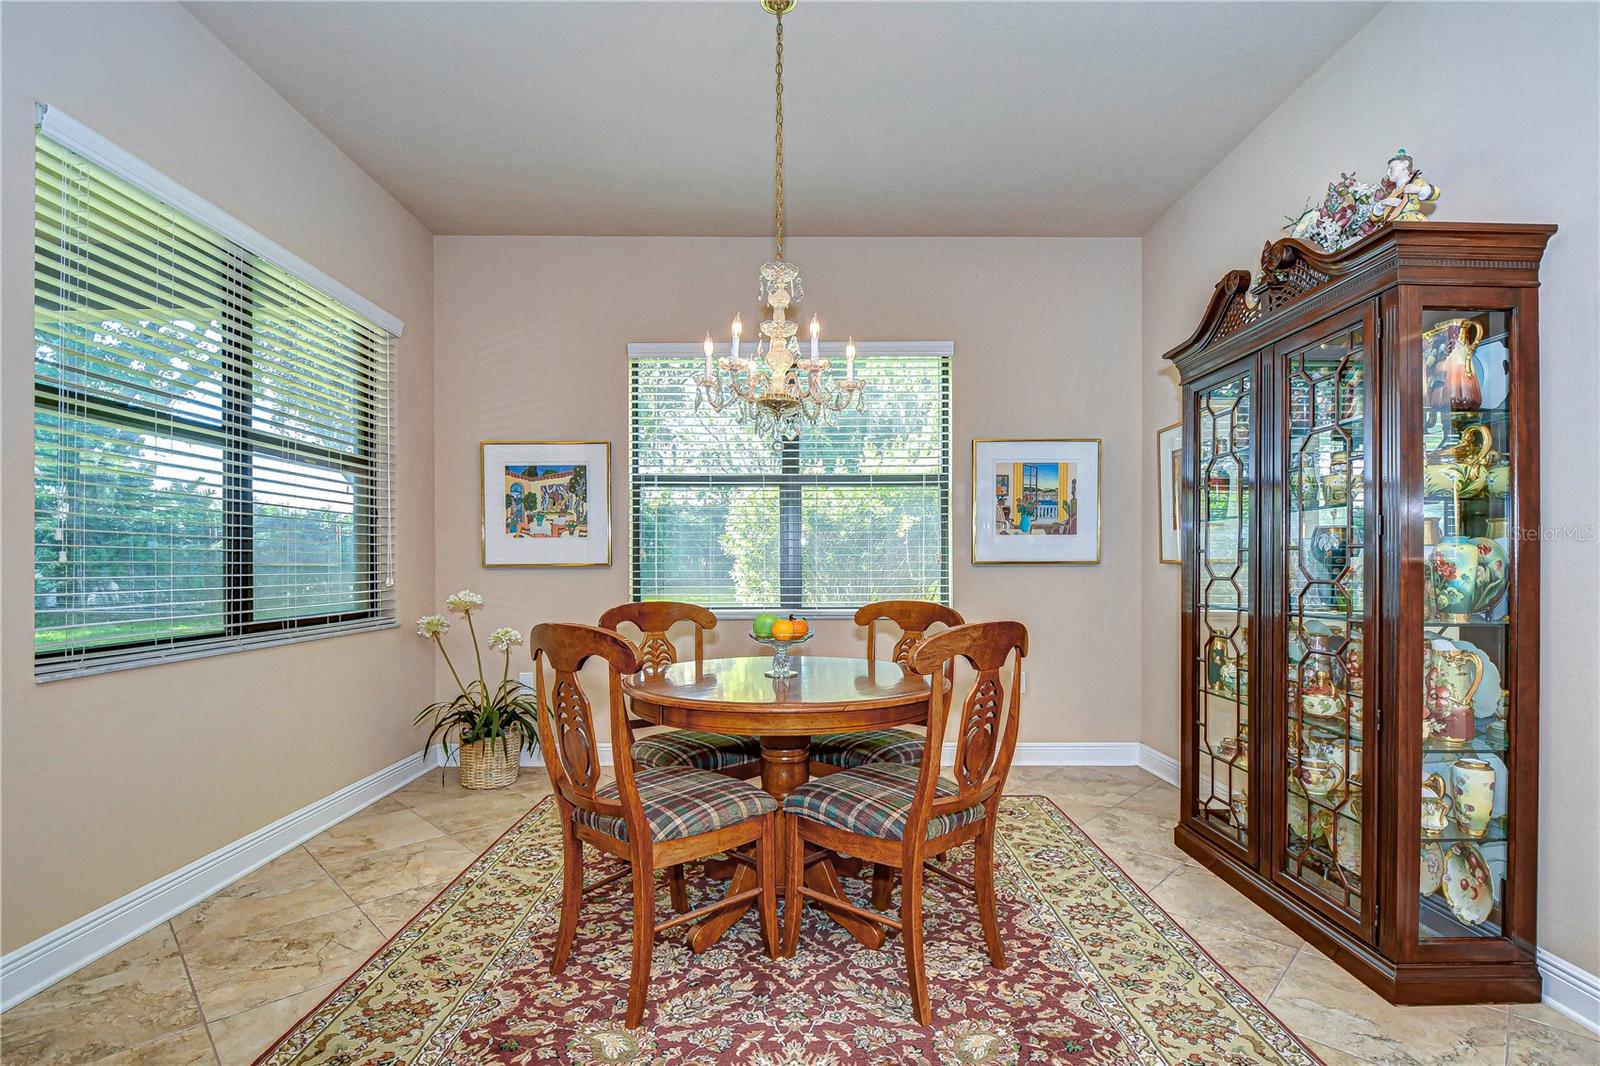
[302,842,390,942]
[170,919,225,1065]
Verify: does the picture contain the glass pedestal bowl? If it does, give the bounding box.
[749,630,812,678]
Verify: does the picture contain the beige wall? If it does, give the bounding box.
[0,3,436,950]
[433,236,1143,744]
[1138,3,1600,971]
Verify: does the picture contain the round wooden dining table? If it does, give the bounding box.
[623,654,942,952]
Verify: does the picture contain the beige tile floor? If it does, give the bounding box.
[2,766,1593,1065]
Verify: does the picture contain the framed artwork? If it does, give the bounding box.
[972,438,1101,564]
[480,441,611,567]
[1157,420,1183,564]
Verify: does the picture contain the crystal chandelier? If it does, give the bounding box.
[693,0,864,447]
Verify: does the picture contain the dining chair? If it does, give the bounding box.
[780,620,1027,1025]
[808,601,964,776]
[600,602,762,779]
[601,602,762,913]
[532,622,780,1029]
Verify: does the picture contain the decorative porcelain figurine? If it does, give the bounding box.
[1423,643,1484,744]
[1450,757,1497,838]
[1421,772,1454,836]
[1373,149,1441,224]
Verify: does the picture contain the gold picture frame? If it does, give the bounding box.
[1157,420,1183,565]
[480,440,612,568]
[971,437,1102,564]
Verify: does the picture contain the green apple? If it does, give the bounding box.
[751,612,779,638]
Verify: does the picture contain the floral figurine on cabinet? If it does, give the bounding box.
[1372,149,1440,223]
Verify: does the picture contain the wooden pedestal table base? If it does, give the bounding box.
[622,655,942,953]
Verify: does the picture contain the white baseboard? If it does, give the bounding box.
[8,737,1592,1038]
[1136,744,1181,786]
[0,751,435,1012]
[1537,947,1600,1035]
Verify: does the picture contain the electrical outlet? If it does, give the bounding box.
[517,671,533,690]
[1021,669,1028,694]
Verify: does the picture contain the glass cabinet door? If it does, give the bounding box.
[1417,308,1513,940]
[1281,317,1371,926]
[1192,373,1252,853]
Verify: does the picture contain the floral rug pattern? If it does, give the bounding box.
[256,796,1319,1064]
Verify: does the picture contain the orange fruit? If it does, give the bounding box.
[789,615,810,637]
[771,618,795,640]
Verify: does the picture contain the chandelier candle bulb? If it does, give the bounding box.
[732,313,742,361]
[810,314,820,360]
[846,337,856,378]
[703,332,714,376]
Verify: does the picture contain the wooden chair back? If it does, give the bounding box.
[905,621,1028,837]
[599,601,717,674]
[854,600,965,669]
[531,623,646,840]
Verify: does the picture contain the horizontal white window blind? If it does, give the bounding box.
[629,343,951,612]
[33,132,397,680]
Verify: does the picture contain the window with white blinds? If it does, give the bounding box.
[629,343,951,612]
[33,132,397,679]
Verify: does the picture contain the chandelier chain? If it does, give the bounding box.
[694,0,865,448]
[773,10,785,260]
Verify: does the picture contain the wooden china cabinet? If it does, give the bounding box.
[1164,222,1554,1005]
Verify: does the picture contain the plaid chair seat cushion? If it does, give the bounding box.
[577,766,777,843]
[782,762,984,841]
[631,730,760,772]
[809,728,924,769]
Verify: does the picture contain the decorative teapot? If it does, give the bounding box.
[1424,423,1505,500]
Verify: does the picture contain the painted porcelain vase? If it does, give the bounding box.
[1425,317,1485,411]
[1423,645,1483,745]
[1427,536,1508,621]
[1450,757,1496,839]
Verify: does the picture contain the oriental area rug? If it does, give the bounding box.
[255,796,1320,1065]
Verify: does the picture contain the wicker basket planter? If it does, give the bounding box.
[459,726,522,790]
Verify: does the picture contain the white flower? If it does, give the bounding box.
[488,627,523,652]
[445,589,484,614]
[415,615,449,638]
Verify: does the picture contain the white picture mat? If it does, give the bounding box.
[482,442,610,566]
[1158,422,1183,564]
[973,439,1101,563]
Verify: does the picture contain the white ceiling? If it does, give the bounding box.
[187,1,1380,237]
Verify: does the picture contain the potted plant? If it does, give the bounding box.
[414,589,539,789]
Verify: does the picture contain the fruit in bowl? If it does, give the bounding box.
[788,614,809,638]
[771,618,795,640]
[752,612,779,638]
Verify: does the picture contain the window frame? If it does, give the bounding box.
[32,123,397,677]
[627,341,953,616]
